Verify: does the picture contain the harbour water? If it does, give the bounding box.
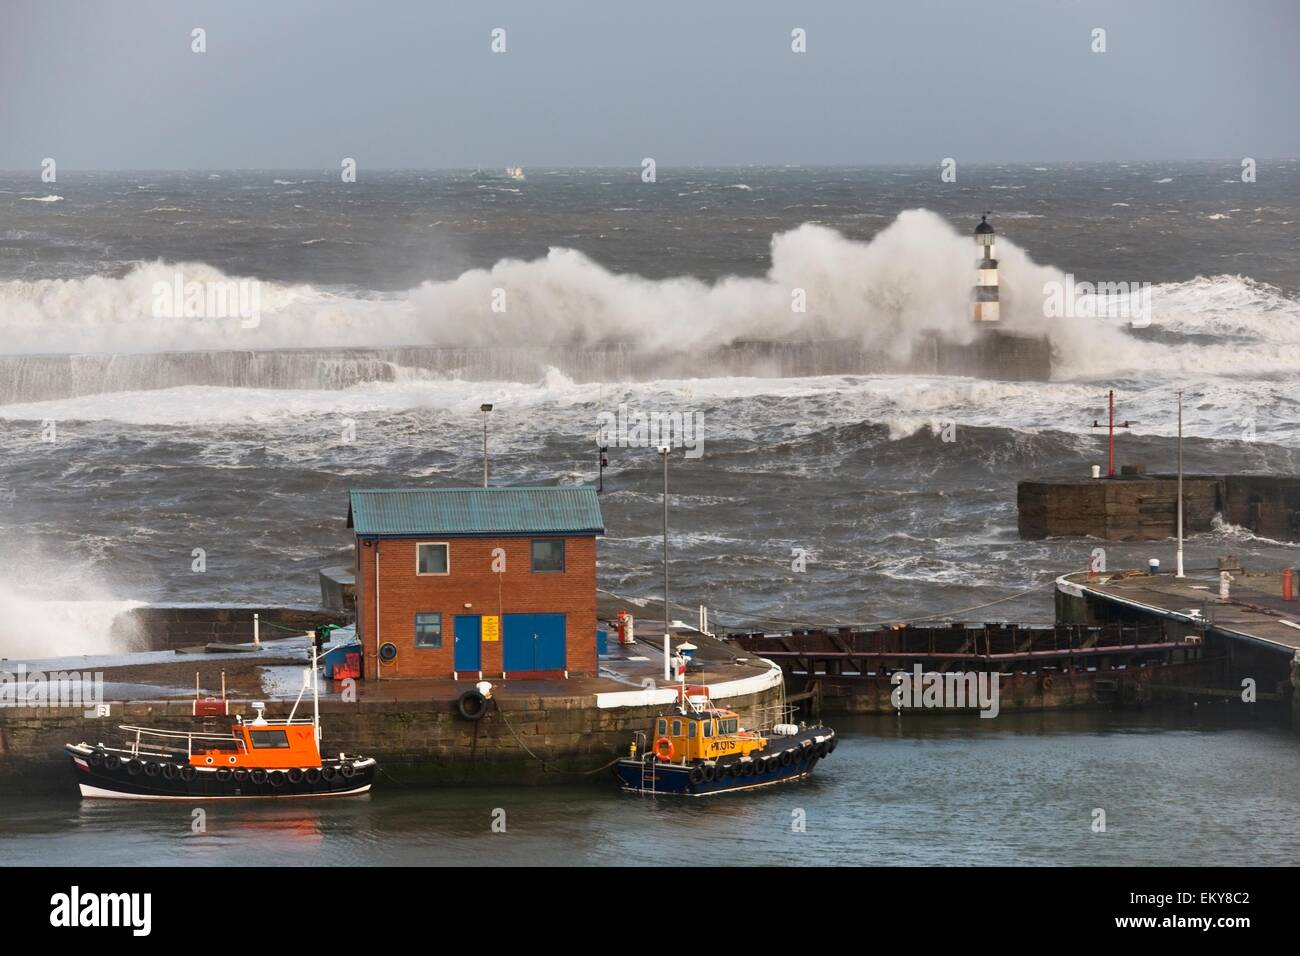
[5,711,1297,866]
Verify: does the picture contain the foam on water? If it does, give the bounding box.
[3,371,1296,450]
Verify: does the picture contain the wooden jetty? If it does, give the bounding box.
[729,620,1217,715]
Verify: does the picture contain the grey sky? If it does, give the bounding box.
[2,0,1297,169]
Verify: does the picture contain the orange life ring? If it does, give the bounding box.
[654,736,675,761]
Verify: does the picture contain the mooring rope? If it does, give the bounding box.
[493,699,624,775]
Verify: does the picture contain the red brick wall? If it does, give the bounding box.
[355,535,597,680]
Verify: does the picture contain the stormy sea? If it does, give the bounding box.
[3,162,1300,654]
[3,162,1300,866]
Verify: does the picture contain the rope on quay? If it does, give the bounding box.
[493,699,624,776]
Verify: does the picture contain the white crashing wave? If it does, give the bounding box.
[0,208,1297,383]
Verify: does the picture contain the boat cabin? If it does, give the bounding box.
[184,717,321,770]
[652,708,765,763]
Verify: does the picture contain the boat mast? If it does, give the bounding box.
[312,644,321,745]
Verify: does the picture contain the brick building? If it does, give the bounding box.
[347,486,604,680]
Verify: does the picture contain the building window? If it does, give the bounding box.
[531,539,565,573]
[415,612,442,648]
[416,542,449,575]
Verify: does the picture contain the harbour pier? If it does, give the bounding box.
[1056,567,1299,727]
[0,624,786,788]
[728,563,1299,729]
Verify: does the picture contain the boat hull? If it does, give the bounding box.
[66,744,375,800]
[615,728,835,796]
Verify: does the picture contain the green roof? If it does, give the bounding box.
[348,486,604,537]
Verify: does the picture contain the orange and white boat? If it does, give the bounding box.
[65,651,375,800]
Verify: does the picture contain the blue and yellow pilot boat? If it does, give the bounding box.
[614,700,836,796]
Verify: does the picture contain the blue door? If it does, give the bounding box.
[454,615,481,672]
[503,614,566,672]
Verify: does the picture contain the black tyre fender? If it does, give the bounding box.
[216,768,232,782]
[269,770,286,787]
[779,749,793,767]
[233,768,248,782]
[457,690,488,721]
[321,766,337,782]
[339,762,356,779]
[250,769,267,785]
[162,762,179,780]
[305,768,322,784]
[700,763,716,783]
[688,765,705,786]
[88,750,106,769]
[104,753,121,771]
[287,768,304,784]
[143,761,161,777]
[179,765,197,782]
[126,759,143,776]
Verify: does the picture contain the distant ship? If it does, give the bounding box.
[472,166,525,182]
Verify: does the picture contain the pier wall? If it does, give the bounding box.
[729,623,1222,716]
[806,661,1225,714]
[0,334,1052,406]
[1057,575,1297,727]
[110,606,344,652]
[1019,474,1300,541]
[0,680,786,788]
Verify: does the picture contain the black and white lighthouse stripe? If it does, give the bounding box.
[973,214,1000,322]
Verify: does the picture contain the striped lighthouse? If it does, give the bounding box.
[973,213,1000,323]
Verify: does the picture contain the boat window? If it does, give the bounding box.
[688,722,697,739]
[702,721,714,738]
[249,730,290,749]
[657,719,667,736]
[671,720,682,736]
[719,718,738,735]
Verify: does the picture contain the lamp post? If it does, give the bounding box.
[480,403,493,488]
[658,445,671,682]
[597,438,609,493]
[1176,389,1185,578]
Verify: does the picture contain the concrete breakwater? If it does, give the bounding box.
[0,333,1051,404]
[1018,473,1300,541]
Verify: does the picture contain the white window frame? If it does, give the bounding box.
[415,541,451,576]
